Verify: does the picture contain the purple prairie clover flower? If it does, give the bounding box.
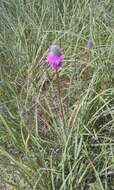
[87,38,94,49]
[47,45,64,69]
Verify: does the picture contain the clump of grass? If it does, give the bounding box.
[0,0,114,189]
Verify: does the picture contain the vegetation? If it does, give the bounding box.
[0,0,114,189]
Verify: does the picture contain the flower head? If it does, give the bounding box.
[87,38,94,49]
[47,45,64,69]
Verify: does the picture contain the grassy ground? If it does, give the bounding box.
[0,0,114,189]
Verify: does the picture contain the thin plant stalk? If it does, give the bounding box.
[56,70,65,125]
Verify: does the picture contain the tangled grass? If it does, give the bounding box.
[0,0,114,189]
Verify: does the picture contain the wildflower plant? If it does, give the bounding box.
[47,45,64,123]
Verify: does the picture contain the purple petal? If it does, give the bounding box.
[47,45,64,69]
[47,52,64,69]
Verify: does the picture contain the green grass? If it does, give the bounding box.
[0,0,114,189]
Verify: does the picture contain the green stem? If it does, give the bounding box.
[56,70,64,124]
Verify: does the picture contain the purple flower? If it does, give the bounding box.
[47,45,64,69]
[87,38,94,49]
